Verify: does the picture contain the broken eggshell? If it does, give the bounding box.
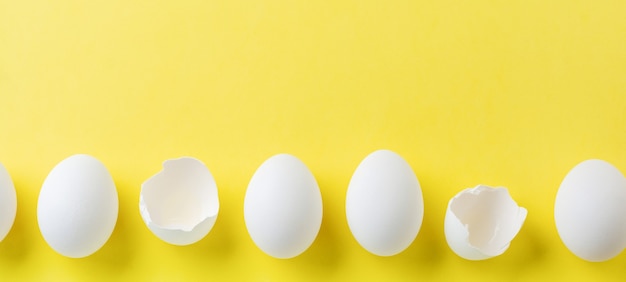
[444,185,527,260]
[140,157,219,246]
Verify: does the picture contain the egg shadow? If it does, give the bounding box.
[0,177,33,265]
[285,175,343,279]
[398,209,447,266]
[80,178,136,273]
[175,186,237,264]
[509,218,550,263]
[465,215,550,277]
[389,173,448,277]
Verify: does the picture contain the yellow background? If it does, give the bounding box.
[1,0,626,281]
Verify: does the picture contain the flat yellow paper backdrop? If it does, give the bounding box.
[1,1,626,281]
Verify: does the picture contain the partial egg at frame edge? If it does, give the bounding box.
[0,162,17,243]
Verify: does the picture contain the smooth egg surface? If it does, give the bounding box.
[244,154,323,259]
[346,150,424,256]
[0,162,17,242]
[555,159,626,262]
[37,154,119,258]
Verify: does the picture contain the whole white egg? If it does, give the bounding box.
[346,150,424,256]
[244,154,322,259]
[37,154,119,258]
[0,162,17,242]
[555,159,626,262]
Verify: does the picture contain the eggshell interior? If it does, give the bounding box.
[445,185,527,260]
[140,157,219,245]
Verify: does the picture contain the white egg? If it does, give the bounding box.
[0,162,17,242]
[244,154,322,259]
[444,185,527,260]
[139,157,219,245]
[346,150,424,256]
[555,159,626,262]
[37,154,118,258]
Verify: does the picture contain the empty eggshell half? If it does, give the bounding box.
[0,162,17,242]
[140,157,219,245]
[444,185,527,260]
